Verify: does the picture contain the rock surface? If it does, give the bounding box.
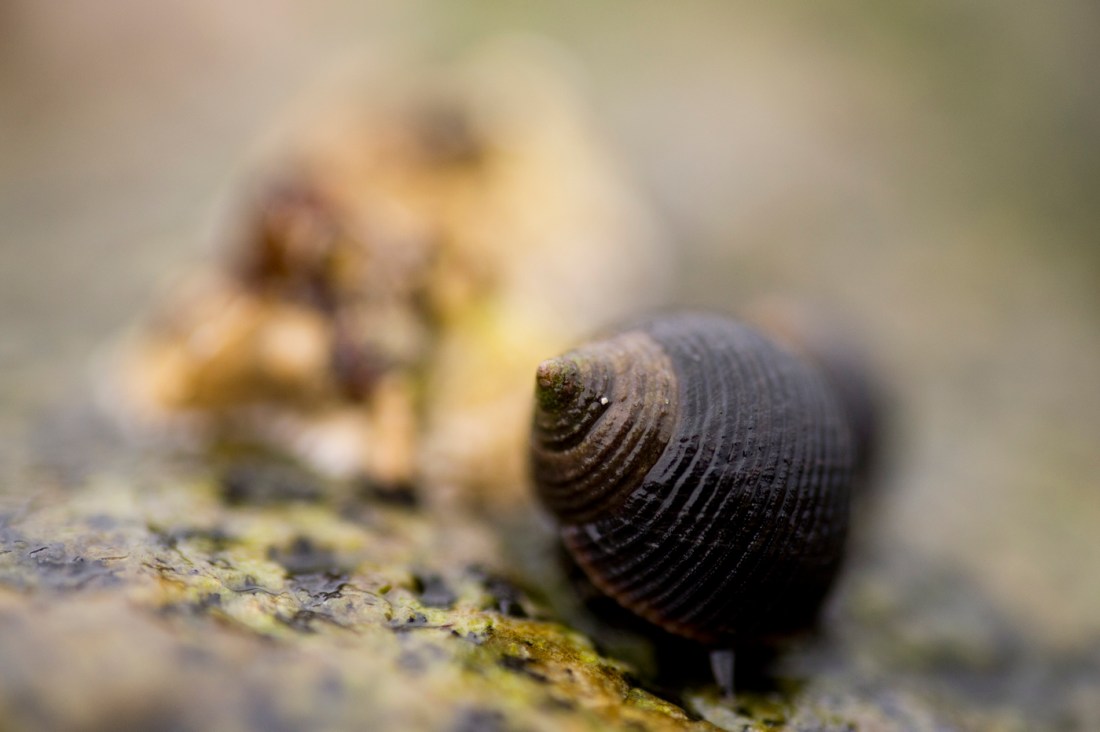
[0,449,711,731]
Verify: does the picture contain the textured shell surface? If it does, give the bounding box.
[531,313,857,644]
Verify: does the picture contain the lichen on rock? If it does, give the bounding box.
[0,454,719,731]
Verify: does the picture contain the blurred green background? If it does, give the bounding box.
[1,0,1098,716]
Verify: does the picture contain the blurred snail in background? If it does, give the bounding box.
[529,311,881,692]
[102,39,669,510]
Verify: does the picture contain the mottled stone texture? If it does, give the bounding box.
[0,450,712,731]
[4,406,1097,731]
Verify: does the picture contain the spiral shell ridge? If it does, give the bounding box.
[531,313,857,643]
[531,331,679,524]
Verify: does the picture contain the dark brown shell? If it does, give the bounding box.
[745,297,884,486]
[530,313,858,645]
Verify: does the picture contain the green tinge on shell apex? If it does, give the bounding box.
[535,357,584,412]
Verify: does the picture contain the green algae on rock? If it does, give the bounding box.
[7,440,1077,731]
[0,459,717,731]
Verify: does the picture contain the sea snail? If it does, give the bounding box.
[530,312,872,666]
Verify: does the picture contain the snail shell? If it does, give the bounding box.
[530,313,859,645]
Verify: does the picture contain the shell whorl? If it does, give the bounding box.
[530,313,857,644]
[531,331,678,524]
